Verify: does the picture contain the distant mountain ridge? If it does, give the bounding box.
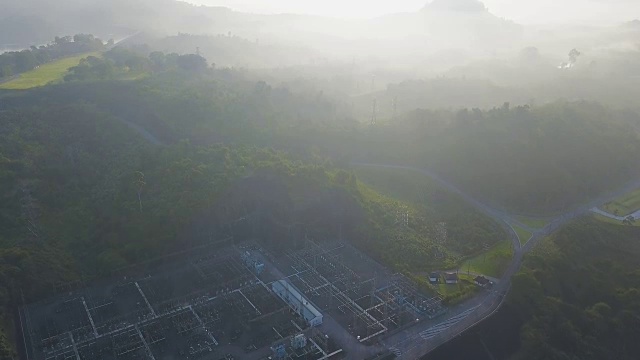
[424,0,488,13]
[1,0,519,49]
[3,0,635,68]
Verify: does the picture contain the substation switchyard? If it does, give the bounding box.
[19,237,446,360]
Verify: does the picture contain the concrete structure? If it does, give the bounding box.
[444,273,458,285]
[271,344,287,359]
[429,272,440,283]
[291,334,307,349]
[272,280,323,327]
[241,251,265,275]
[474,276,491,287]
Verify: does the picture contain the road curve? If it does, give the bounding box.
[353,162,640,359]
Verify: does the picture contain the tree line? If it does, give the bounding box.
[507,218,640,359]
[0,34,106,79]
[64,48,208,82]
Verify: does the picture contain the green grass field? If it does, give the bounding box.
[436,274,480,305]
[513,225,532,245]
[460,240,513,278]
[0,52,100,90]
[516,216,549,229]
[436,274,475,294]
[602,188,640,216]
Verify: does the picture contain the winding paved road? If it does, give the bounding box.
[353,163,640,359]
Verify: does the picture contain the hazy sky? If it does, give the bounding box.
[188,0,639,25]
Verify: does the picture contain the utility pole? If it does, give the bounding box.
[371,98,377,126]
[392,96,398,121]
[134,171,146,213]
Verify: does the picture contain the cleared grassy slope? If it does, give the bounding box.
[0,52,100,89]
[460,240,513,278]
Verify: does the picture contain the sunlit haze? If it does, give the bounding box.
[189,0,639,25]
[2,0,640,359]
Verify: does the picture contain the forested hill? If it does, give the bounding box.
[0,102,351,359]
[5,46,640,216]
[5,59,640,216]
[507,218,640,359]
[0,62,507,358]
[367,103,640,214]
[0,62,351,147]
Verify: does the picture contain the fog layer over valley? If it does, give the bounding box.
[4,0,639,71]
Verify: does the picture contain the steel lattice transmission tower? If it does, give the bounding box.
[392,96,398,121]
[371,98,377,125]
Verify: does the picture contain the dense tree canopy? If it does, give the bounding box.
[364,102,640,213]
[508,219,640,359]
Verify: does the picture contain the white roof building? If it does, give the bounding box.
[272,280,323,327]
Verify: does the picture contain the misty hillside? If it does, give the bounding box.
[373,0,523,49]
[1,0,233,45]
[131,33,320,68]
[2,1,640,360]
[0,0,544,56]
[4,0,638,73]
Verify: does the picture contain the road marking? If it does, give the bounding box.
[418,305,481,339]
[389,347,402,356]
